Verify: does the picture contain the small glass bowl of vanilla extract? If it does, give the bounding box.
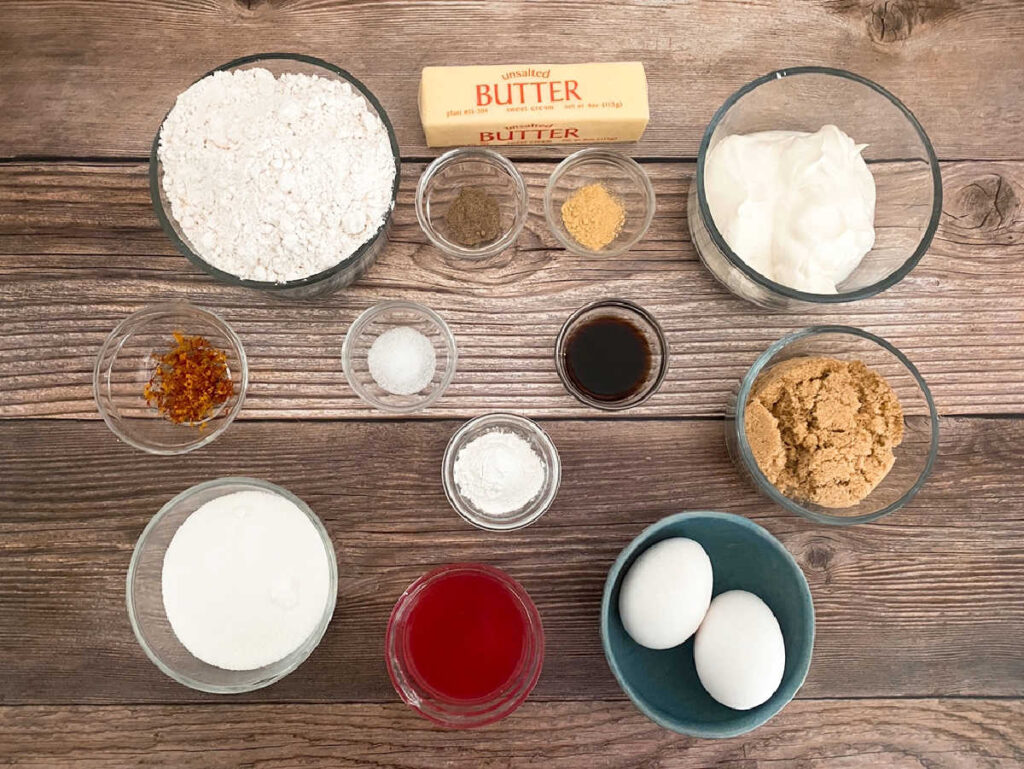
[555,299,668,410]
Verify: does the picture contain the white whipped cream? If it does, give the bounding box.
[704,124,876,294]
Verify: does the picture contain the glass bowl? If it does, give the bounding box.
[385,563,544,728]
[442,413,561,531]
[544,148,655,257]
[150,53,401,299]
[415,148,529,258]
[93,302,247,455]
[727,326,939,525]
[554,299,668,410]
[126,477,338,693]
[341,300,457,414]
[689,67,942,309]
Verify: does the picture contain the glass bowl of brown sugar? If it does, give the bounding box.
[728,326,938,525]
[544,148,656,257]
[416,148,529,259]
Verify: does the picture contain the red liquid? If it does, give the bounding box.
[405,570,527,701]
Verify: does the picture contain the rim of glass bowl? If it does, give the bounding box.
[543,148,657,257]
[441,413,562,531]
[734,325,940,525]
[695,66,943,304]
[125,477,339,694]
[149,52,401,291]
[385,563,545,728]
[554,298,669,411]
[415,148,529,259]
[92,302,249,455]
[340,300,458,414]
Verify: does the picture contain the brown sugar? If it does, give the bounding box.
[744,357,904,509]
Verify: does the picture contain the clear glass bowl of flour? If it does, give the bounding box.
[689,67,942,310]
[150,53,401,300]
[342,300,458,413]
[442,413,561,531]
[126,477,338,693]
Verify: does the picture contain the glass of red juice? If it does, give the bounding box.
[385,563,544,728]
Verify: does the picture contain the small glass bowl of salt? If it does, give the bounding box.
[342,300,457,413]
[442,413,561,531]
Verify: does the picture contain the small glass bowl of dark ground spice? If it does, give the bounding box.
[416,148,529,258]
[94,302,247,454]
[555,299,668,410]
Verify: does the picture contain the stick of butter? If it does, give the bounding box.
[419,62,649,147]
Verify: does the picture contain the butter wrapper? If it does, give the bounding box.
[418,62,649,147]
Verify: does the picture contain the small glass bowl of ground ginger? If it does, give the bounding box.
[544,148,655,257]
[94,302,247,455]
[416,148,529,259]
[728,326,938,525]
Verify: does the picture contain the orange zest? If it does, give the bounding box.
[144,332,234,426]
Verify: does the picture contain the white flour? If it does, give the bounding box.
[158,68,396,283]
[161,489,332,671]
[453,430,545,515]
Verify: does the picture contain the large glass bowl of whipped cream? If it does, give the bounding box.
[689,67,941,309]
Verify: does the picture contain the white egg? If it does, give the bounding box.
[618,537,713,649]
[694,590,785,710]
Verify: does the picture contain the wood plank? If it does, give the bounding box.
[1,417,1021,705]
[0,699,1021,768]
[1,1,1022,160]
[2,160,1022,419]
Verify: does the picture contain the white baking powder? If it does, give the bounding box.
[161,489,332,671]
[453,430,545,515]
[158,67,396,283]
[367,326,436,396]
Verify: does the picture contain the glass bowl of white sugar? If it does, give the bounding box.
[126,477,338,693]
[689,67,942,310]
[342,300,457,413]
[150,53,400,299]
[442,413,561,531]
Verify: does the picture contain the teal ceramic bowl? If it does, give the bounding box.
[601,511,814,738]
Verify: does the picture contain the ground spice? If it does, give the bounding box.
[561,183,625,251]
[744,357,904,509]
[445,187,502,247]
[144,332,234,426]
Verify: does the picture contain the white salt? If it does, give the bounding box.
[161,489,332,671]
[367,326,436,395]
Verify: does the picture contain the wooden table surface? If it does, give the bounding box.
[2,1,1023,767]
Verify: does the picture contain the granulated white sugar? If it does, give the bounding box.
[158,67,396,283]
[161,489,332,671]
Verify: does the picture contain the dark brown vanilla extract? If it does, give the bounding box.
[563,315,652,403]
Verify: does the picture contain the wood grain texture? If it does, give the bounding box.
[2,160,1023,419]
[0,700,1021,769]
[0,1,1022,160]
[1,417,1021,705]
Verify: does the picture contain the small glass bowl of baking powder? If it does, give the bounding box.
[442,413,561,531]
[544,148,656,257]
[127,477,338,693]
[416,148,529,259]
[342,300,457,413]
[728,326,939,525]
[94,302,248,455]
